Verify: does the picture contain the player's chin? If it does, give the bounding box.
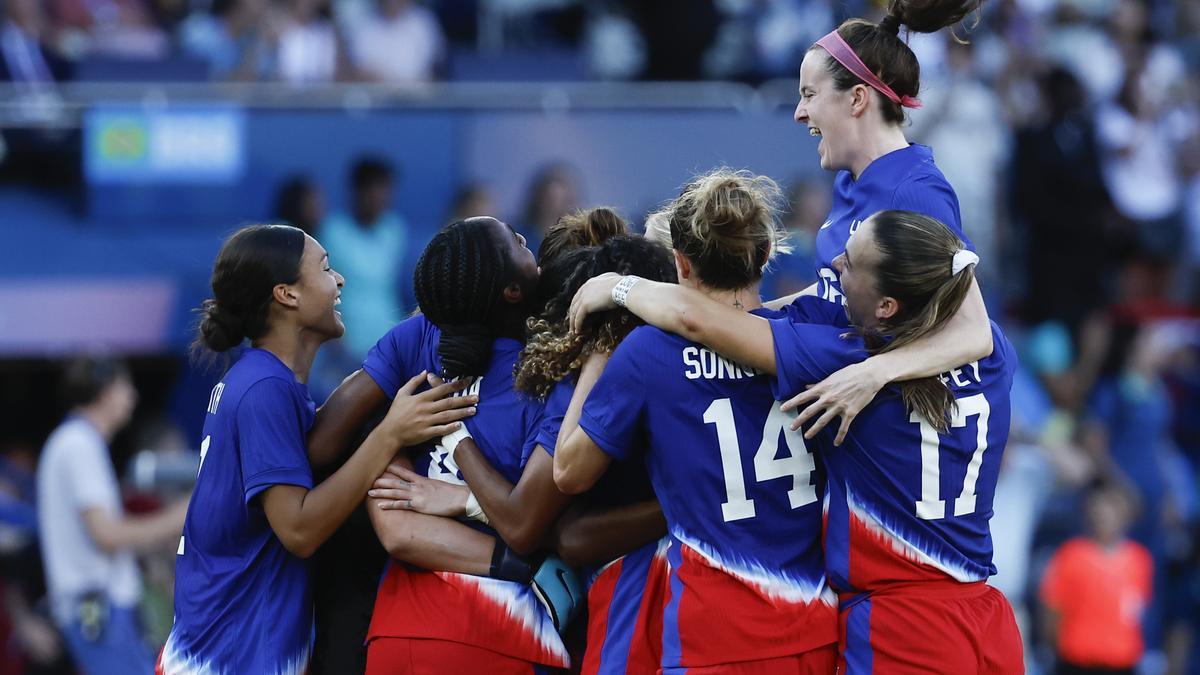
[324,312,346,339]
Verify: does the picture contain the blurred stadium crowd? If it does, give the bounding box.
[1,0,1199,674]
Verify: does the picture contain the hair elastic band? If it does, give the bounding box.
[814,30,923,109]
[951,249,979,275]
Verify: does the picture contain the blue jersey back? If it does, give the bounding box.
[362,314,543,486]
[579,308,836,668]
[815,144,970,304]
[770,297,1017,591]
[164,349,316,675]
[362,315,567,666]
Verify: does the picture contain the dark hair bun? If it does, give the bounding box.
[886,0,981,34]
[198,299,246,353]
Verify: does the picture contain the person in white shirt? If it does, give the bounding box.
[348,0,444,83]
[36,357,187,675]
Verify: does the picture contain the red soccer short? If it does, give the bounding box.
[838,580,1023,674]
[365,637,544,675]
[659,644,837,675]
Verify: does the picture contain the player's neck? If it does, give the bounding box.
[848,125,909,180]
[699,283,763,313]
[252,328,322,384]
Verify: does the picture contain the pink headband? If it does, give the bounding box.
[815,29,922,109]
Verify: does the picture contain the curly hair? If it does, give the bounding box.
[515,236,676,399]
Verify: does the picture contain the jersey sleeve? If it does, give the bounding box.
[535,378,574,458]
[892,175,973,251]
[769,321,869,400]
[578,336,648,462]
[781,295,851,328]
[237,378,315,504]
[362,316,428,399]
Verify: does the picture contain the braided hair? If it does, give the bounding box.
[413,217,517,379]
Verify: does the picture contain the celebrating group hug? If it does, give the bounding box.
[155,1,1026,673]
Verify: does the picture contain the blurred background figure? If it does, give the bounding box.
[178,0,278,81]
[274,173,326,237]
[1040,483,1151,675]
[518,161,581,256]
[35,357,188,675]
[347,0,444,83]
[276,0,339,84]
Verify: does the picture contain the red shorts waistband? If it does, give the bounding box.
[838,579,988,611]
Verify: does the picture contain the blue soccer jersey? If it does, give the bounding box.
[540,377,665,675]
[815,144,971,305]
[770,297,1017,592]
[162,349,316,675]
[579,309,837,670]
[360,315,568,668]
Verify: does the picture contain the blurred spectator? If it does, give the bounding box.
[1012,66,1117,334]
[446,181,497,224]
[0,0,70,85]
[0,439,73,675]
[0,0,78,191]
[518,161,580,255]
[1095,56,1190,259]
[179,0,278,81]
[347,0,444,83]
[1040,483,1152,675]
[274,174,326,236]
[319,157,407,360]
[276,0,339,84]
[35,357,187,675]
[50,0,169,60]
[761,178,825,300]
[909,35,1009,296]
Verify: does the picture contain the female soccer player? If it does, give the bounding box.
[780,0,994,442]
[350,216,575,674]
[556,169,839,674]
[159,224,476,675]
[564,209,1023,673]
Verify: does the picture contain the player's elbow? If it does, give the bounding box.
[502,524,541,557]
[553,526,592,569]
[276,527,320,559]
[553,465,589,496]
[672,304,706,344]
[282,535,319,559]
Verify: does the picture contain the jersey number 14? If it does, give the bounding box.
[703,399,818,523]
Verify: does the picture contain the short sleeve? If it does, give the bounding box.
[780,295,851,328]
[892,175,973,251]
[68,431,120,512]
[579,337,649,462]
[238,379,314,503]
[769,321,868,400]
[362,316,430,398]
[535,378,575,457]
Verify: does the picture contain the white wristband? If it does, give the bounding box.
[441,425,473,456]
[611,275,641,308]
[464,491,490,525]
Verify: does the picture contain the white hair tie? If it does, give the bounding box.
[951,249,979,275]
